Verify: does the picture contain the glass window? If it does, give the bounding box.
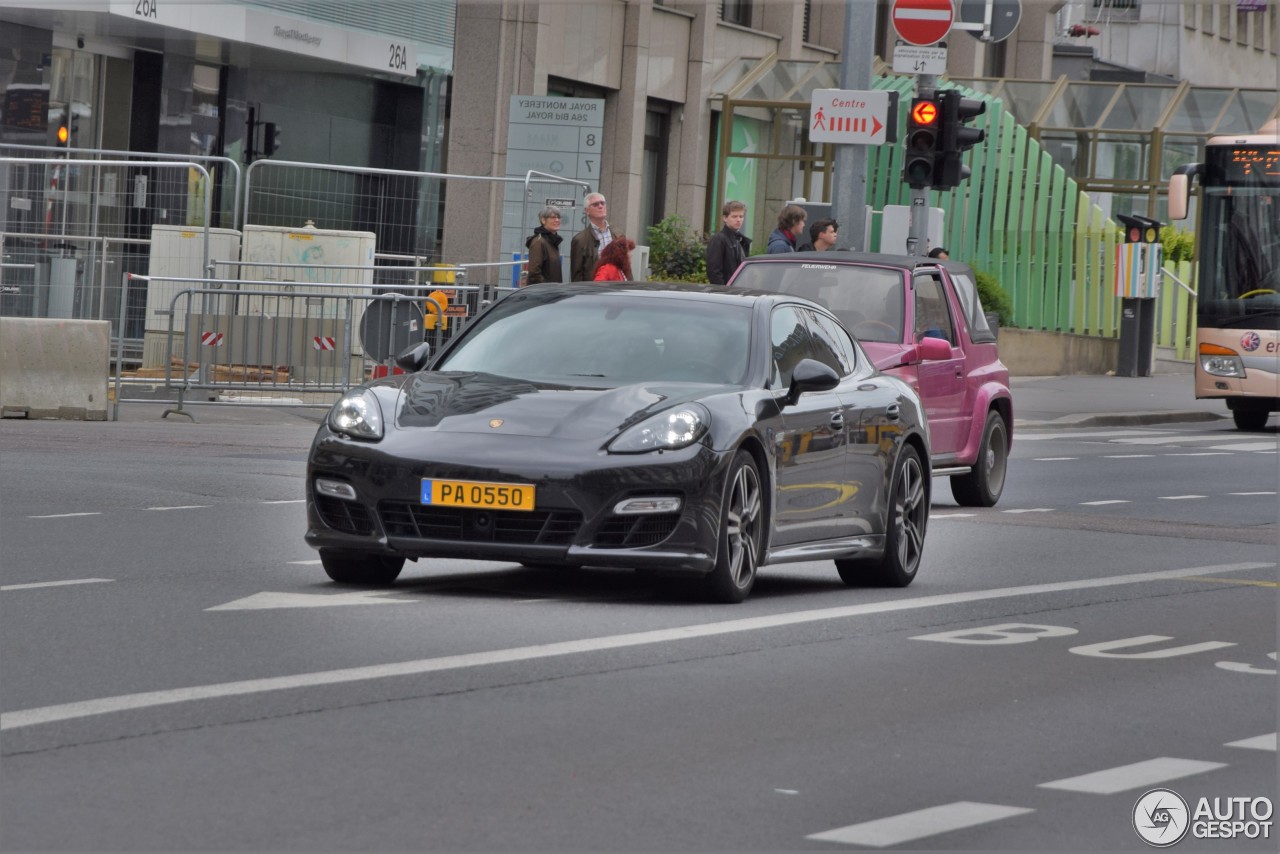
[770,305,814,389]
[947,272,996,342]
[721,0,752,27]
[805,309,858,376]
[732,263,905,343]
[913,276,956,345]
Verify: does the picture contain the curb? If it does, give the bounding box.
[1014,411,1229,430]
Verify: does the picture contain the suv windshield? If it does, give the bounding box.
[732,263,905,342]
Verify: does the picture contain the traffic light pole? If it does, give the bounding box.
[907,73,937,257]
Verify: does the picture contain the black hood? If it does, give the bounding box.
[526,226,563,249]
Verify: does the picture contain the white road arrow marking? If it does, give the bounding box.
[206,591,418,611]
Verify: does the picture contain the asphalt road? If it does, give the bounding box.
[2,414,1275,852]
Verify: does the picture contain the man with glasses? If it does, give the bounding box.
[571,192,616,281]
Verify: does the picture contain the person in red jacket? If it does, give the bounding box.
[592,235,636,282]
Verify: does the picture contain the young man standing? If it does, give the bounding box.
[798,219,839,252]
[766,203,807,253]
[570,193,614,281]
[706,200,751,285]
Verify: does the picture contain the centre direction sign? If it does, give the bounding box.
[891,0,955,46]
[808,89,896,145]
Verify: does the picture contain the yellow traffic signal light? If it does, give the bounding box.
[56,124,69,145]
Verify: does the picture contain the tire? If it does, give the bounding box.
[703,451,765,603]
[836,445,927,588]
[1232,405,1271,432]
[950,411,1009,507]
[320,550,404,585]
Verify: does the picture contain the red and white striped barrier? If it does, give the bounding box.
[201,331,224,347]
[313,336,337,351]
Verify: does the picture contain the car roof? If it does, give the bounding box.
[738,250,974,275]
[517,281,835,313]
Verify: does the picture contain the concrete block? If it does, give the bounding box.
[0,318,110,420]
[998,328,1120,377]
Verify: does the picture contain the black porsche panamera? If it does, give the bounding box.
[305,283,932,603]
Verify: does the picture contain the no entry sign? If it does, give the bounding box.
[891,0,955,46]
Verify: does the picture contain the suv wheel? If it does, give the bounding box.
[950,411,1008,507]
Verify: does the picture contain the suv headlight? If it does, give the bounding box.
[609,405,709,454]
[329,388,384,439]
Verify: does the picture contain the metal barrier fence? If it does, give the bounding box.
[115,269,512,420]
[0,156,213,355]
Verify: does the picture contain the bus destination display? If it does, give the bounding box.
[1207,145,1280,186]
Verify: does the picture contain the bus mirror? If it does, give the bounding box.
[1169,174,1189,220]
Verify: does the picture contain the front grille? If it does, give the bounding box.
[593,513,681,548]
[315,495,375,535]
[379,502,582,545]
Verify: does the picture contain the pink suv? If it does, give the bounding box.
[728,252,1012,506]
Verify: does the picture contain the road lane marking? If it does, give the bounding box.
[27,512,102,519]
[1038,758,1225,794]
[1212,442,1279,452]
[1103,454,1156,458]
[147,505,211,511]
[1001,508,1053,514]
[1159,495,1205,500]
[1032,457,1076,461]
[806,802,1033,847]
[1080,500,1130,506]
[288,559,322,565]
[2,561,1271,731]
[1230,491,1278,496]
[1016,430,1172,441]
[1166,452,1233,457]
[931,513,977,518]
[1225,734,1276,752]
[1,578,113,592]
[1178,576,1279,588]
[206,591,418,610]
[262,499,305,505]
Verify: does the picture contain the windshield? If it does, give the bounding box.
[731,263,905,342]
[1198,157,1280,329]
[435,289,754,386]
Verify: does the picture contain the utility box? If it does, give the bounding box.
[239,223,376,319]
[143,225,242,367]
[1114,214,1162,377]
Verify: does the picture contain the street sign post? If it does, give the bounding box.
[890,0,955,46]
[892,44,948,75]
[808,89,897,145]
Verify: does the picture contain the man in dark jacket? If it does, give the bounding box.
[766,203,808,253]
[570,193,614,281]
[525,206,564,284]
[706,200,751,285]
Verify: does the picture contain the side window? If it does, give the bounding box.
[912,275,956,345]
[949,271,997,343]
[770,305,814,389]
[805,309,858,376]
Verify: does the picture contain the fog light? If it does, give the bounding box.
[315,478,357,500]
[613,496,682,515]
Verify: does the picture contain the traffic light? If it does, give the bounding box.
[56,122,70,146]
[903,92,940,189]
[263,122,282,157]
[934,90,986,189]
[1116,214,1162,244]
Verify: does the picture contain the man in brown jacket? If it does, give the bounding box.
[570,192,615,281]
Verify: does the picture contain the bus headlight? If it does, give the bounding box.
[1199,343,1246,378]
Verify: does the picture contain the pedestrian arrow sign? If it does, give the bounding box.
[808,89,897,145]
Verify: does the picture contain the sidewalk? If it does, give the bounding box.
[1012,374,1228,429]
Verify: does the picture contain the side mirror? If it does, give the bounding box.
[915,336,953,362]
[394,341,432,372]
[785,358,840,406]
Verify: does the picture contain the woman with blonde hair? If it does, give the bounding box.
[592,235,636,282]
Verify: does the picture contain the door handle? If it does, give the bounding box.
[885,403,901,421]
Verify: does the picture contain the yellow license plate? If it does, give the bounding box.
[421,479,536,511]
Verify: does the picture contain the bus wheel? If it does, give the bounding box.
[1232,405,1271,431]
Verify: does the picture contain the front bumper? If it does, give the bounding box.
[305,430,734,575]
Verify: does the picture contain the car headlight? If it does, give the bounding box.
[328,388,384,439]
[609,404,709,454]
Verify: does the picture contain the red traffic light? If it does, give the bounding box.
[910,101,938,125]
